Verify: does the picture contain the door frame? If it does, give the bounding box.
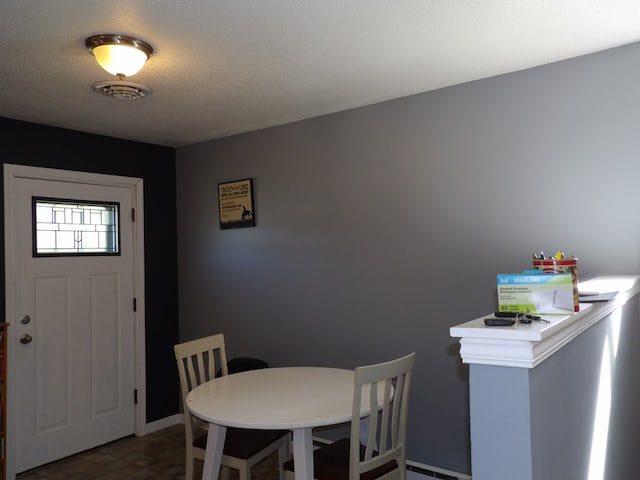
[3,164,147,479]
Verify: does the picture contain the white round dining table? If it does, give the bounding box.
[186,366,366,480]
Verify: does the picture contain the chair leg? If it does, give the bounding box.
[221,466,232,480]
[184,453,194,480]
[238,464,251,480]
[277,434,292,480]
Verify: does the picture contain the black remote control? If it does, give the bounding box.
[484,318,516,327]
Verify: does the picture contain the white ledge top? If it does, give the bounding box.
[449,275,640,368]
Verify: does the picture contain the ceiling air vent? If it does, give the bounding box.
[92,81,152,100]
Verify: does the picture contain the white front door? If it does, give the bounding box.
[4,166,144,475]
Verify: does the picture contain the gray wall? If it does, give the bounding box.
[175,42,640,475]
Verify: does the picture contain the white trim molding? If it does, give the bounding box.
[450,276,640,368]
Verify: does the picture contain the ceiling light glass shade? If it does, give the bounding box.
[86,34,153,78]
[92,44,147,77]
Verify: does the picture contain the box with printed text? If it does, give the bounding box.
[497,273,577,314]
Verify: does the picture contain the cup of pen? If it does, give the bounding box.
[533,257,579,312]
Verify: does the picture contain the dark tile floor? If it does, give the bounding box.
[16,424,280,480]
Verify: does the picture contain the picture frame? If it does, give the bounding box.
[218,178,256,229]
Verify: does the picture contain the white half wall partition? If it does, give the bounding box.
[450,276,640,480]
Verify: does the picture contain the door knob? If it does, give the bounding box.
[20,333,33,344]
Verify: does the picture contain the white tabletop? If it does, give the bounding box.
[187,366,357,429]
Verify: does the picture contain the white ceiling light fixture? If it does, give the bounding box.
[86,34,154,100]
[85,34,153,79]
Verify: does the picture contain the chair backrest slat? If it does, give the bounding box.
[378,378,393,454]
[365,381,379,460]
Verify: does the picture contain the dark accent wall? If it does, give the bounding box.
[0,117,179,422]
[175,41,640,475]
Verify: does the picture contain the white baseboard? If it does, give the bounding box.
[139,413,182,435]
[407,459,471,479]
[407,470,425,480]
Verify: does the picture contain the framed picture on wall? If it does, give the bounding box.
[218,178,256,229]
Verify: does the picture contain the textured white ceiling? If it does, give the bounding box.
[1,1,640,147]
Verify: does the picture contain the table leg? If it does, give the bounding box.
[202,423,227,480]
[292,428,314,480]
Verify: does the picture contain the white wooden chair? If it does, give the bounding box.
[284,352,416,480]
[174,334,290,480]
